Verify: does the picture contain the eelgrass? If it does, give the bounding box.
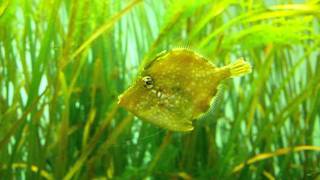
[0,0,320,179]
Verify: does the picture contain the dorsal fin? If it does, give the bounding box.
[143,50,168,71]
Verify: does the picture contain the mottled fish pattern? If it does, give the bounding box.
[118,48,251,131]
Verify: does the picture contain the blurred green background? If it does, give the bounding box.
[1,0,320,179]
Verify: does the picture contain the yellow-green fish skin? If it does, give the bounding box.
[118,48,251,132]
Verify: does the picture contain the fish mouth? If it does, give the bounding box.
[117,86,133,107]
[117,90,139,113]
[117,93,131,108]
[117,94,125,106]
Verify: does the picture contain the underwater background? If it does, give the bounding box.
[0,0,320,179]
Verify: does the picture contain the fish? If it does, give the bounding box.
[118,48,251,132]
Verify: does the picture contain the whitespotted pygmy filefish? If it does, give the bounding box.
[118,48,251,132]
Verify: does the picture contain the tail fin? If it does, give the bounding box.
[227,58,252,77]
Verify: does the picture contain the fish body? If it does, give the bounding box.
[118,48,251,131]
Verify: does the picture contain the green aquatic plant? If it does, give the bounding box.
[0,0,320,179]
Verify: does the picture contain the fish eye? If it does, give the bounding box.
[142,76,153,89]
